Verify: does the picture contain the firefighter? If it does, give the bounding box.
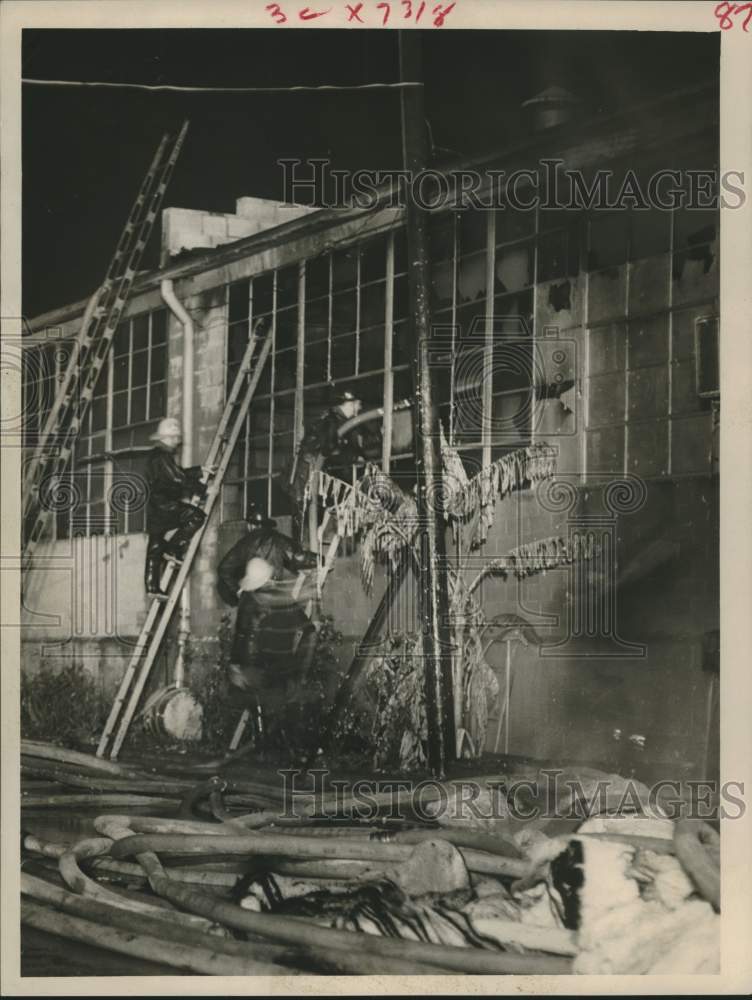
[143,418,211,600]
[282,390,365,536]
[217,508,320,750]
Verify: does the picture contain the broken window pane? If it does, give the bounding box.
[457,252,487,304]
[495,242,532,294]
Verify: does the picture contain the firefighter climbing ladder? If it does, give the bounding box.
[227,480,350,751]
[97,323,273,760]
[22,121,190,568]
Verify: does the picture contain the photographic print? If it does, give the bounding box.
[2,1,750,993]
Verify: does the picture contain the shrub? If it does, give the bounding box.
[21,663,106,748]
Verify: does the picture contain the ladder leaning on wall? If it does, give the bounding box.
[22,121,190,571]
[97,319,273,759]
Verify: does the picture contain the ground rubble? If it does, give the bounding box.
[20,739,720,976]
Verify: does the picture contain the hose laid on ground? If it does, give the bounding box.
[146,873,572,975]
[21,873,450,976]
[96,816,455,975]
[22,793,181,810]
[21,741,153,779]
[23,835,239,889]
[58,836,219,932]
[94,814,242,836]
[256,822,523,859]
[21,898,289,977]
[674,819,720,911]
[371,827,523,859]
[21,874,303,970]
[21,759,196,795]
[21,757,285,810]
[108,832,530,879]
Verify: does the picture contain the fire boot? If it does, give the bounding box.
[144,537,169,601]
[163,505,206,561]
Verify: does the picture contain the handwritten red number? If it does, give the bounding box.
[376,1,390,24]
[346,2,365,21]
[737,1,752,28]
[402,0,412,17]
[432,2,455,26]
[299,6,331,18]
[715,1,752,29]
[415,1,426,21]
[266,3,287,23]
[715,1,735,28]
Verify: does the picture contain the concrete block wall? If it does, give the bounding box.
[162,208,259,259]
[162,199,319,262]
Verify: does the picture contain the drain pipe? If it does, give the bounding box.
[160,278,193,690]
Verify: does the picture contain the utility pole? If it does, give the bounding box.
[398,31,456,778]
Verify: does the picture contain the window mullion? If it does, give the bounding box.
[104,348,114,535]
[382,232,395,472]
[482,210,496,469]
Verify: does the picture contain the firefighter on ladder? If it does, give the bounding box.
[282,390,366,540]
[217,507,320,752]
[143,417,213,600]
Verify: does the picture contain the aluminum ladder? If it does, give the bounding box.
[97,322,272,759]
[22,121,190,568]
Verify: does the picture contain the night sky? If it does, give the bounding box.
[22,28,719,318]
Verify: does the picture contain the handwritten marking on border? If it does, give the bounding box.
[265,1,456,26]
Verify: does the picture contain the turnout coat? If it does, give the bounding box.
[144,445,205,535]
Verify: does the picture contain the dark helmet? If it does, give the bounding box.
[246,505,277,529]
[333,389,362,408]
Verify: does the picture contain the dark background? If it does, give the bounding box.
[22,28,719,317]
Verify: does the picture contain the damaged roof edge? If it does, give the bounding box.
[27,79,719,334]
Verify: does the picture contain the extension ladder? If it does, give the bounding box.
[97,322,273,759]
[22,121,190,567]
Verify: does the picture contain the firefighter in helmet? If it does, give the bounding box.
[143,418,213,600]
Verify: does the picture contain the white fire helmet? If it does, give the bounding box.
[150,417,182,442]
[238,557,274,594]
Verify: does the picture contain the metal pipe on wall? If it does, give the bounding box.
[160,278,194,689]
